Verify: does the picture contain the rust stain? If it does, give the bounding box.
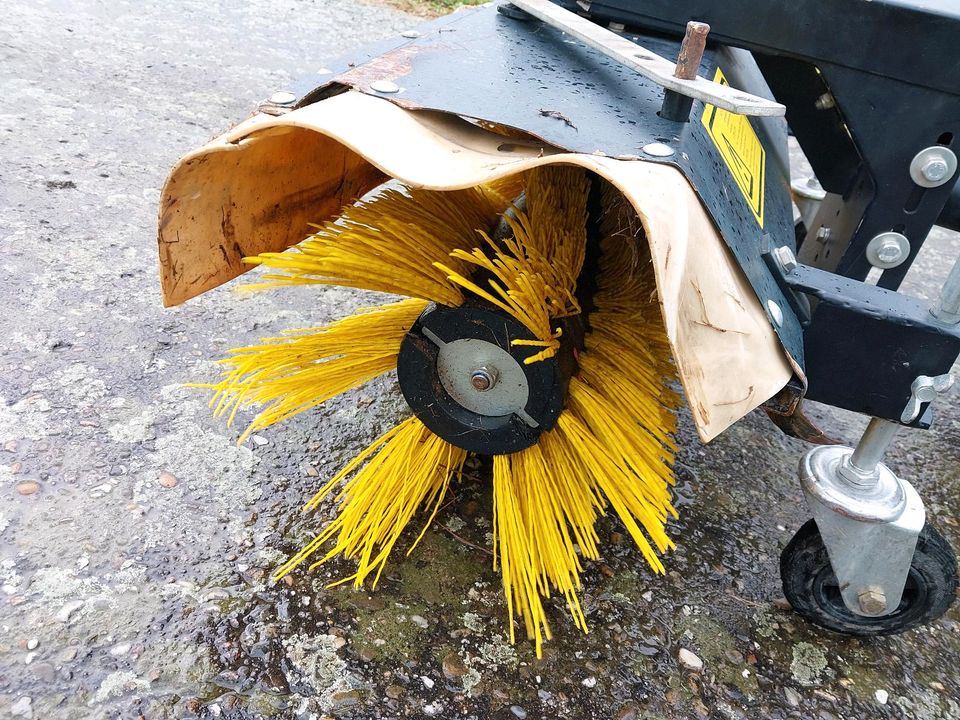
[220,207,236,247]
[695,401,710,424]
[333,45,424,92]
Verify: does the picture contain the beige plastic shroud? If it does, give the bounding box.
[158,91,796,442]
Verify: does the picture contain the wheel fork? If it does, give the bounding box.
[799,255,960,617]
[799,421,925,617]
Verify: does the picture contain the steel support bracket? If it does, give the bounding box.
[800,445,925,616]
[764,253,960,424]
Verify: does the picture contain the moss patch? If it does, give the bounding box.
[396,531,490,606]
[375,0,487,18]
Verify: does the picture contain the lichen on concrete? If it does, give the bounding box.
[790,641,831,687]
[283,633,359,712]
[92,671,151,704]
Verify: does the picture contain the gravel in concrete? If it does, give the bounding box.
[1,1,959,719]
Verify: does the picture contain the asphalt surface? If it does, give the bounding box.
[1,2,959,719]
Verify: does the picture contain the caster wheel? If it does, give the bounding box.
[780,520,957,635]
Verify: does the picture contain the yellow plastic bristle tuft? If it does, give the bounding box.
[437,166,590,363]
[204,168,681,656]
[202,298,428,443]
[273,417,467,589]
[245,181,520,305]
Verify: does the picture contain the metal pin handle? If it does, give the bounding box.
[504,0,784,116]
[660,21,711,122]
[901,374,955,424]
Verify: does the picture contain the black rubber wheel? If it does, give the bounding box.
[781,520,957,635]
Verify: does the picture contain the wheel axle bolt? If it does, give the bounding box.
[857,586,887,615]
[470,367,499,392]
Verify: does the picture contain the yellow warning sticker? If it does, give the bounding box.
[701,68,766,228]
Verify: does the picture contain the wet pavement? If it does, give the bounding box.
[1,1,959,718]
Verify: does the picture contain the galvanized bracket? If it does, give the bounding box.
[801,444,925,616]
[506,0,785,117]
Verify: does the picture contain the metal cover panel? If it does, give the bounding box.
[295,4,802,366]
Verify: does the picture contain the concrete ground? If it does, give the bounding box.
[1,1,958,719]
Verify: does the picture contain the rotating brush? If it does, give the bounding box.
[204,166,679,655]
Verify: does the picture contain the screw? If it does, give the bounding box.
[766,299,784,327]
[857,586,887,615]
[772,246,798,274]
[921,157,950,183]
[470,367,499,392]
[268,91,297,106]
[370,80,399,94]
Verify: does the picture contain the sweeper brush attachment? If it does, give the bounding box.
[204,166,680,652]
[160,0,959,647]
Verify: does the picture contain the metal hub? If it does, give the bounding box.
[396,304,565,455]
[429,334,536,427]
[470,367,497,391]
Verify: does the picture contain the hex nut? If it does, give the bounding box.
[910,146,957,188]
[858,587,888,615]
[772,246,798,273]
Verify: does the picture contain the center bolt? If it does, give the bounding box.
[470,367,499,392]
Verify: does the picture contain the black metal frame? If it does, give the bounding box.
[765,258,960,427]
[567,0,960,425]
[288,0,960,430]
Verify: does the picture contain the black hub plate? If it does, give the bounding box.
[397,304,564,455]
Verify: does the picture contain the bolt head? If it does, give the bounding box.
[766,299,784,327]
[815,92,835,110]
[866,232,910,269]
[470,367,498,392]
[772,246,798,273]
[910,146,957,188]
[922,157,950,182]
[857,587,887,616]
[370,80,400,94]
[876,239,905,264]
[641,142,675,158]
[268,91,297,106]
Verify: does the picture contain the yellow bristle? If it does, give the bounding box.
[437,166,590,362]
[201,298,427,443]
[273,417,467,589]
[244,181,521,305]
[204,168,681,656]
